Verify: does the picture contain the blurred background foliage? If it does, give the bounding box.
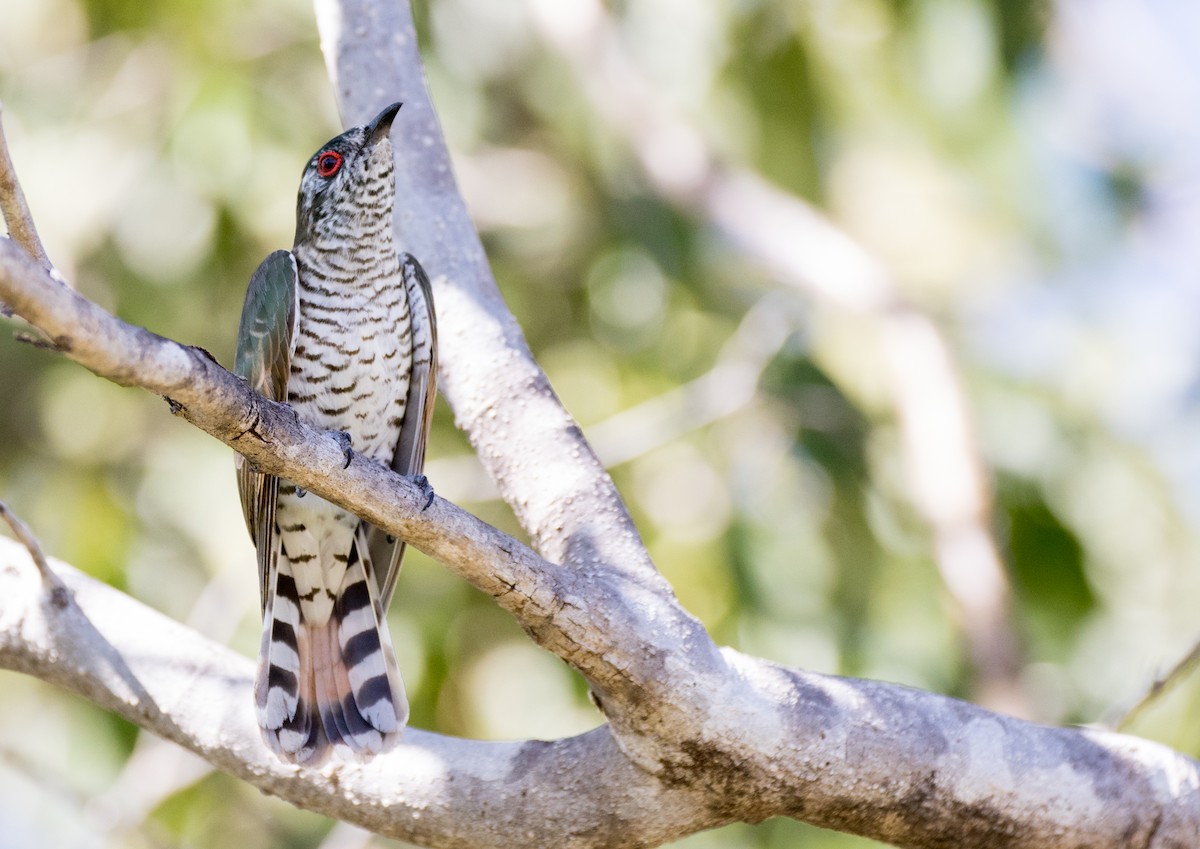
[2,0,1200,847]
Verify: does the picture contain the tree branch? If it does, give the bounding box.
[0,102,52,273]
[2,535,1197,848]
[0,537,710,848]
[1,5,1199,847]
[316,0,659,591]
[314,0,731,754]
[523,0,1025,715]
[0,239,652,706]
[0,498,68,599]
[1112,638,1200,732]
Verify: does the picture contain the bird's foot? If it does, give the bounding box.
[410,474,435,511]
[332,431,354,468]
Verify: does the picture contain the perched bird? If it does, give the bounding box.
[233,102,437,763]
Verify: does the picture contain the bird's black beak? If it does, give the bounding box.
[365,102,402,147]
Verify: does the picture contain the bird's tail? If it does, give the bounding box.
[255,533,407,763]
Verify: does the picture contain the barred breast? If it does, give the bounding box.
[289,243,414,462]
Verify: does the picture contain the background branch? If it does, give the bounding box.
[523,0,1023,716]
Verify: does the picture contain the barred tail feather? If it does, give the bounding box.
[311,615,393,754]
[329,538,408,750]
[255,563,322,762]
[255,536,407,764]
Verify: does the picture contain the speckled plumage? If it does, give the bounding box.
[234,103,437,764]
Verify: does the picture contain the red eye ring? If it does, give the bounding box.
[316,150,343,178]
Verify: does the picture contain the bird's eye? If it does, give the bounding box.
[316,151,343,178]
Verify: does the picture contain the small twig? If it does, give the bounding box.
[0,102,60,336]
[0,102,53,272]
[588,292,794,469]
[0,743,87,806]
[1111,640,1200,731]
[0,499,70,605]
[1,743,182,849]
[14,329,67,350]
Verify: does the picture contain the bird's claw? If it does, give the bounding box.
[332,431,354,468]
[411,474,435,511]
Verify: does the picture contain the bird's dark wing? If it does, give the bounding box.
[233,250,299,611]
[368,253,438,608]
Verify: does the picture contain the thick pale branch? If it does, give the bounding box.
[0,539,713,848]
[525,0,1024,714]
[2,537,1198,849]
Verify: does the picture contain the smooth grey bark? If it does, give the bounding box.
[0,1,1199,846]
[520,0,1023,715]
[0,530,1197,849]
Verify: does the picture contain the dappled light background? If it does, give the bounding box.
[3,1,1200,847]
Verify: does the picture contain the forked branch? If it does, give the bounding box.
[0,3,1198,847]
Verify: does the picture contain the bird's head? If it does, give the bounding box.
[294,102,401,244]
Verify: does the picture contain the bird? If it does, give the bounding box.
[232,102,437,764]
